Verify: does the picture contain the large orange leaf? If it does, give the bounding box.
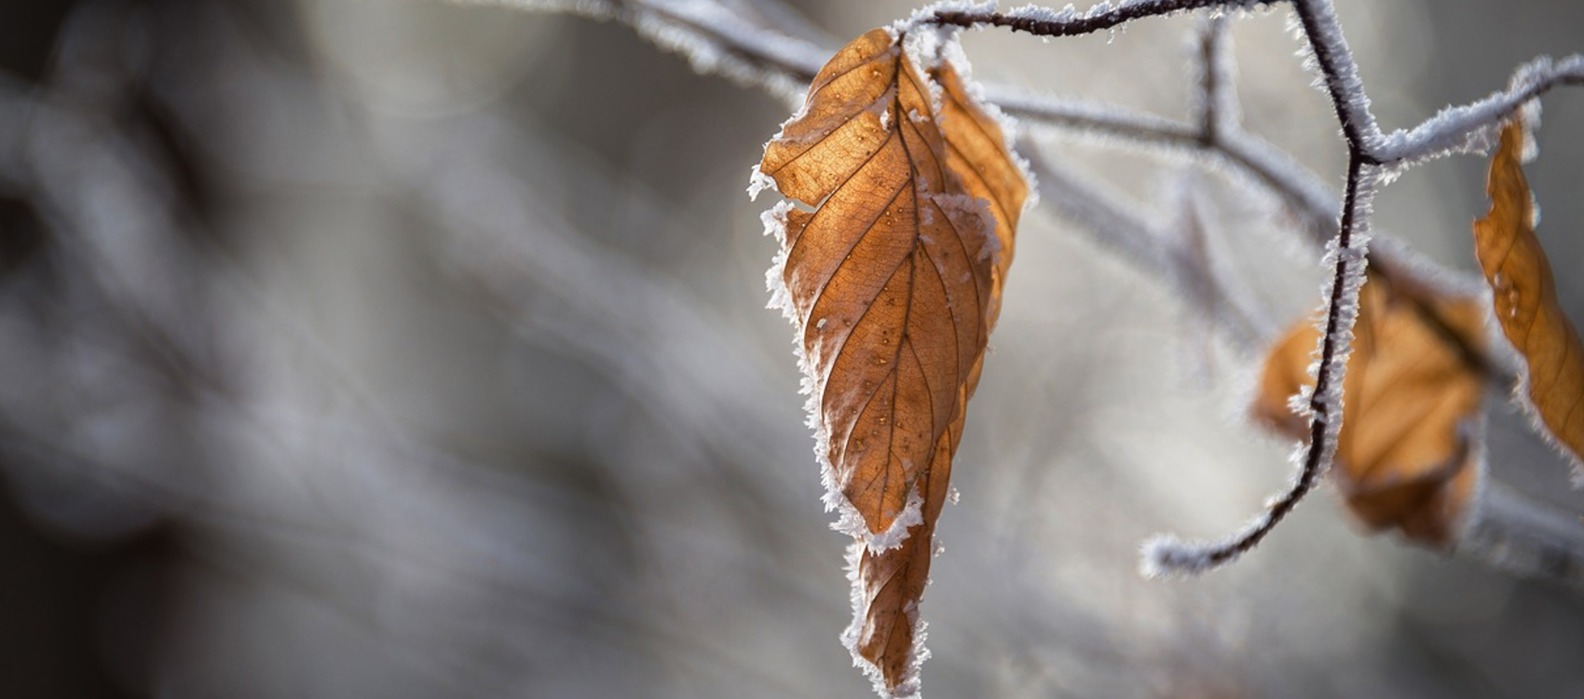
[1474,121,1584,471]
[1252,273,1486,546]
[756,27,1026,697]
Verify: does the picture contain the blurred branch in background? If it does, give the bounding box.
[4,1,1584,698]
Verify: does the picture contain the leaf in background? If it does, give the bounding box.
[756,27,1026,698]
[1252,274,1485,546]
[1474,120,1584,472]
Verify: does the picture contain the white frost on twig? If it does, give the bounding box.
[627,0,822,104]
[442,0,619,18]
[449,0,826,105]
[1140,166,1380,577]
[892,1,997,36]
[988,84,1200,143]
[997,3,1081,25]
[1291,0,1383,150]
[1304,170,1378,464]
[1374,54,1584,165]
[1140,509,1268,577]
[1191,15,1239,140]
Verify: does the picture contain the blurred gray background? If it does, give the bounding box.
[2,1,1584,697]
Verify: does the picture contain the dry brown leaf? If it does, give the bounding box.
[1474,120,1584,471]
[931,62,1027,328]
[757,27,1026,697]
[1252,274,1485,546]
[845,426,953,698]
[759,27,1017,544]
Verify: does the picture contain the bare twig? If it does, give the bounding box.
[1192,15,1236,144]
[1375,55,1584,164]
[1290,0,1381,152]
[927,0,1270,36]
[1146,154,1377,574]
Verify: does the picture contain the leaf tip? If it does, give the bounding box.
[840,540,930,699]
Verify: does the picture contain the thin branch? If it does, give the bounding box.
[1375,54,1584,164]
[1145,154,1376,574]
[1192,15,1235,143]
[1215,129,1336,238]
[988,87,1202,144]
[1290,0,1382,154]
[444,0,826,104]
[986,86,1342,245]
[926,0,1271,37]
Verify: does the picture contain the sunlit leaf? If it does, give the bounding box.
[1473,120,1584,472]
[844,432,952,699]
[1253,274,1485,546]
[757,27,1025,697]
[931,61,1027,327]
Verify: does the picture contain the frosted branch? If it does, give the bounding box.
[989,84,1342,247]
[926,0,1270,37]
[1375,54,1584,165]
[1214,130,1335,238]
[1290,0,1382,152]
[1146,157,1378,575]
[1191,15,1237,143]
[989,77,1486,312]
[987,86,1202,144]
[443,0,827,104]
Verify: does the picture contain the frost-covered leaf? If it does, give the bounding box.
[1474,120,1584,473]
[844,429,952,699]
[755,26,1025,698]
[930,58,1028,327]
[759,26,975,547]
[1253,274,1485,546]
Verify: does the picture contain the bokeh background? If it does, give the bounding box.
[3,1,1584,697]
